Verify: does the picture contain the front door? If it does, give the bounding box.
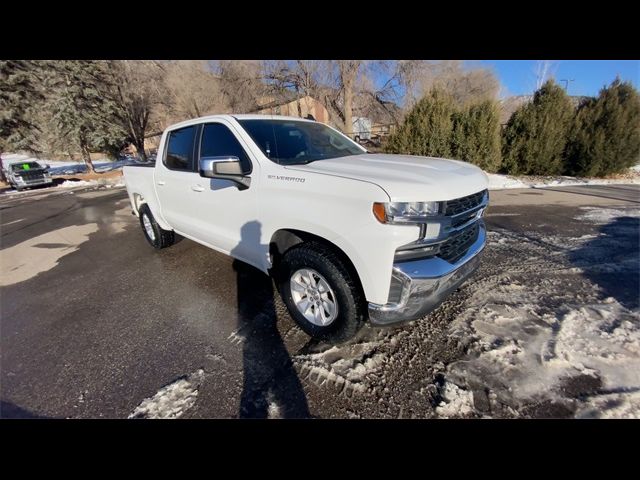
[187,121,262,267]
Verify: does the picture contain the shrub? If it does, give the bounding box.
[501,80,574,175]
[451,100,501,172]
[386,89,502,172]
[565,78,640,177]
[386,88,455,158]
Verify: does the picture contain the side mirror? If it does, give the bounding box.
[199,156,251,190]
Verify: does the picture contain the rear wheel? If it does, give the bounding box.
[138,204,175,249]
[279,242,365,343]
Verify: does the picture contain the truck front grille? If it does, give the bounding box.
[445,189,487,216]
[438,223,479,264]
[18,172,45,183]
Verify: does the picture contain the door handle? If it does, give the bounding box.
[191,185,205,192]
[157,180,166,186]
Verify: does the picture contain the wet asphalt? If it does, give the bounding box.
[0,184,638,418]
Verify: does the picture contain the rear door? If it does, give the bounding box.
[153,124,201,236]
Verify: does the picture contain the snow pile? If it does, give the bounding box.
[486,174,530,190]
[486,171,640,190]
[128,369,204,419]
[56,176,125,190]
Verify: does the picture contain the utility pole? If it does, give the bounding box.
[560,79,575,93]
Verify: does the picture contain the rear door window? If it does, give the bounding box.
[164,126,197,171]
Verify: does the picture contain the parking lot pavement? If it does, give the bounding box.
[1,185,638,418]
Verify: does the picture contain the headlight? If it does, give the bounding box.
[373,201,442,224]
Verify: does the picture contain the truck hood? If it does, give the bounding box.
[286,153,488,201]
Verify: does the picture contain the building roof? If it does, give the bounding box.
[163,114,317,131]
[250,92,309,112]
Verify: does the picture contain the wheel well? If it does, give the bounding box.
[269,229,366,300]
[132,193,145,215]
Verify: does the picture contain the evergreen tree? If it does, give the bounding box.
[0,60,46,153]
[566,78,640,177]
[501,80,574,175]
[386,88,455,157]
[45,61,127,172]
[451,100,502,172]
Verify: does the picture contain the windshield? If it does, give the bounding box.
[238,119,365,165]
[11,162,43,171]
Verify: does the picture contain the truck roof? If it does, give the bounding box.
[164,114,317,132]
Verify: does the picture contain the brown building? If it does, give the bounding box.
[251,94,330,124]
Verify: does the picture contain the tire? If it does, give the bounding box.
[279,242,365,343]
[138,204,175,249]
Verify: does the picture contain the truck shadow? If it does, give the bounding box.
[568,216,640,309]
[231,221,310,419]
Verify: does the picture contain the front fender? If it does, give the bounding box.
[259,171,419,305]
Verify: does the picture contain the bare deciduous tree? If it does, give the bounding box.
[336,60,362,136]
[215,60,265,113]
[107,60,165,161]
[161,60,228,124]
[416,61,500,106]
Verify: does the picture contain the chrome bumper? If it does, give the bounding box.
[368,221,486,326]
[15,178,52,187]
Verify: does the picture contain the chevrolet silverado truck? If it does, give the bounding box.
[123,115,489,343]
[5,160,53,191]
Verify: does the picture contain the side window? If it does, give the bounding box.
[164,126,197,171]
[200,123,252,174]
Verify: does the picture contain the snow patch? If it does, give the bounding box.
[128,369,204,419]
[435,381,475,418]
[267,401,282,419]
[487,172,640,190]
[575,206,640,225]
[487,174,530,190]
[294,340,386,395]
[445,284,640,417]
[576,391,640,419]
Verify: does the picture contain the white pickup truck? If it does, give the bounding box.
[124,115,489,342]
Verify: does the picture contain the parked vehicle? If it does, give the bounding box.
[4,161,53,191]
[352,117,373,143]
[123,115,489,343]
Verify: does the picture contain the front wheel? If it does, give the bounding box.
[279,242,365,343]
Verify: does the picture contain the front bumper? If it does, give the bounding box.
[14,177,53,187]
[368,221,486,326]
